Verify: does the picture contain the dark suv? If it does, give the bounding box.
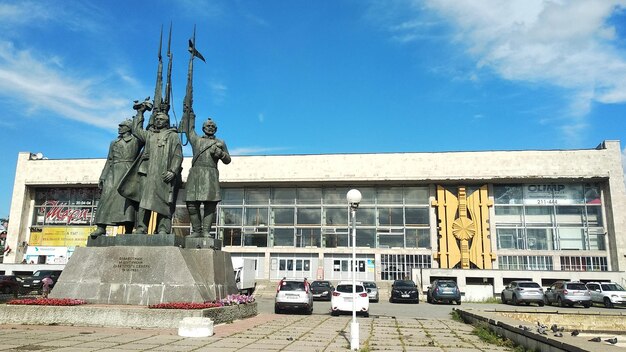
[390,279,419,303]
[0,275,20,295]
[426,279,461,305]
[18,270,63,295]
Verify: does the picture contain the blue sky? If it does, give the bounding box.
[1,0,626,218]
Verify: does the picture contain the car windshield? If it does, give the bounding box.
[518,282,541,288]
[394,280,415,287]
[363,282,376,288]
[602,283,625,291]
[311,281,330,288]
[33,271,46,278]
[437,281,456,288]
[279,281,306,291]
[566,283,587,290]
[336,284,365,293]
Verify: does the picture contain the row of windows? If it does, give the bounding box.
[216,227,431,249]
[220,187,430,206]
[496,227,605,251]
[497,255,608,271]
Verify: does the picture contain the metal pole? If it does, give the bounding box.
[350,206,359,350]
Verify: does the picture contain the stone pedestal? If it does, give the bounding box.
[50,245,237,305]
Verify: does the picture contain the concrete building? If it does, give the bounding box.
[3,140,626,297]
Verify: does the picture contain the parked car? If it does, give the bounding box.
[274,278,313,314]
[390,279,419,303]
[544,281,591,308]
[331,281,369,316]
[362,281,379,302]
[586,282,626,308]
[310,280,334,301]
[501,281,544,306]
[426,279,461,305]
[0,275,20,295]
[18,270,63,295]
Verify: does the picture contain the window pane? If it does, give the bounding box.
[378,233,404,248]
[406,228,430,248]
[494,206,523,224]
[584,184,601,204]
[220,208,242,226]
[324,228,348,248]
[494,185,523,204]
[221,228,242,246]
[221,188,243,205]
[272,208,294,225]
[245,207,268,226]
[526,228,553,250]
[244,232,267,247]
[324,207,348,226]
[356,228,376,248]
[588,228,606,250]
[497,228,518,249]
[297,228,321,247]
[358,188,376,204]
[559,228,585,250]
[273,228,294,246]
[525,206,553,225]
[556,206,584,226]
[378,207,403,226]
[297,208,321,225]
[404,187,429,204]
[357,208,376,226]
[245,189,269,205]
[297,188,322,204]
[405,207,429,225]
[323,187,350,204]
[377,187,403,204]
[586,206,603,226]
[272,188,296,204]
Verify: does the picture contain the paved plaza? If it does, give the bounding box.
[0,313,513,352]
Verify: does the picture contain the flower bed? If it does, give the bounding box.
[148,294,255,309]
[7,298,86,306]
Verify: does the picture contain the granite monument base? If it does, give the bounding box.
[49,246,237,305]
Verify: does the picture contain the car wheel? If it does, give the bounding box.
[427,295,432,303]
[1,287,10,294]
[501,293,507,304]
[331,310,338,316]
[558,297,565,307]
[583,302,591,309]
[274,305,281,314]
[512,295,518,306]
[307,306,313,315]
[389,297,394,303]
[538,301,544,307]
[544,296,550,306]
[456,300,461,306]
[363,311,369,317]
[604,298,614,308]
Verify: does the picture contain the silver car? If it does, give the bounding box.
[544,281,591,308]
[501,281,544,306]
[363,281,380,302]
[274,278,314,314]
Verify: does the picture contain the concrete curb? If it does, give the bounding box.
[0,302,257,329]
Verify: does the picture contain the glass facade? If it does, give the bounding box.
[493,183,605,251]
[213,186,431,249]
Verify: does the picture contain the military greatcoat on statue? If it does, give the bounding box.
[118,109,183,218]
[185,112,230,202]
[95,121,142,225]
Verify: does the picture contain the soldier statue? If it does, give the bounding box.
[118,100,183,234]
[90,118,143,238]
[182,111,231,238]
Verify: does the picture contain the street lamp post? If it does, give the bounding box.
[347,189,362,351]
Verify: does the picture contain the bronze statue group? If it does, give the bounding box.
[91,27,230,240]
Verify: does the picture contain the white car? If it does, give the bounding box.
[331,281,369,317]
[586,282,626,308]
[274,278,313,314]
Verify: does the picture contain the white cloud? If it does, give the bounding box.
[379,0,626,141]
[0,40,132,129]
[210,82,228,105]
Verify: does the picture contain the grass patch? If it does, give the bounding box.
[472,323,534,352]
[450,310,463,322]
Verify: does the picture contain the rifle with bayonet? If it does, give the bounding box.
[179,25,205,143]
[147,26,164,130]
